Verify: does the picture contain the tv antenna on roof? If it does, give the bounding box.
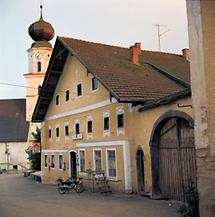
[153,24,170,51]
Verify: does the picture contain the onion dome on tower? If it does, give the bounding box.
[28,4,55,48]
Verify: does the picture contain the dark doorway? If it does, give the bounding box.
[151,115,197,201]
[136,148,145,194]
[70,152,77,178]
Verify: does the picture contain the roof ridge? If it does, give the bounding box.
[59,36,182,56]
[59,36,129,51]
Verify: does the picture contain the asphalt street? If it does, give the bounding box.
[0,174,181,217]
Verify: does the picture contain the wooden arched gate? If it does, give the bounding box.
[151,114,197,201]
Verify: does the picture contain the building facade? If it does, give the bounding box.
[186,1,215,216]
[0,99,29,170]
[33,37,197,199]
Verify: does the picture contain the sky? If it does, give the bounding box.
[0,0,189,99]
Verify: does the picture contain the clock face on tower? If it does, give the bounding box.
[35,53,42,60]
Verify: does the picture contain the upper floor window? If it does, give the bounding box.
[117,109,124,128]
[37,61,42,72]
[56,127,60,138]
[48,129,52,138]
[87,120,93,134]
[104,116,109,131]
[65,125,69,136]
[65,90,70,101]
[75,123,80,135]
[92,77,98,91]
[56,95,60,106]
[77,84,82,96]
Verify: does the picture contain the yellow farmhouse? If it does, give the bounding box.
[32,37,196,201]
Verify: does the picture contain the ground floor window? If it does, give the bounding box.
[94,150,102,173]
[79,150,85,173]
[51,155,55,168]
[107,149,117,178]
[44,154,48,167]
[59,155,63,170]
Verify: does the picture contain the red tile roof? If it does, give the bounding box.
[32,36,191,121]
[60,37,190,101]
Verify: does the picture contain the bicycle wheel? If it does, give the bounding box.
[58,187,67,194]
[75,184,84,193]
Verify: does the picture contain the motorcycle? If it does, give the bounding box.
[56,176,84,194]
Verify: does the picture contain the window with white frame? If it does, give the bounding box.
[44,154,48,167]
[92,77,98,91]
[107,149,117,178]
[51,155,55,168]
[79,150,85,173]
[94,150,102,173]
[58,155,63,170]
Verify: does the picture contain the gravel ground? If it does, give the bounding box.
[0,174,181,217]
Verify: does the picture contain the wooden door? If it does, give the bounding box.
[136,149,145,193]
[158,118,196,201]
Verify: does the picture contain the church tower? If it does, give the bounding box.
[24,4,55,121]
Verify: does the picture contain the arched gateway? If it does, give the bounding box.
[150,111,197,201]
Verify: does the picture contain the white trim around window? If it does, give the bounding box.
[78,149,86,176]
[106,148,118,181]
[93,148,102,173]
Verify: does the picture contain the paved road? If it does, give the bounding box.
[0,174,181,217]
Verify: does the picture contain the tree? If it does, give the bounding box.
[26,127,41,170]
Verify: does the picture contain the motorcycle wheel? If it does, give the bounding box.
[75,184,84,193]
[58,187,67,194]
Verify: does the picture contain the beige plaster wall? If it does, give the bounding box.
[186,1,215,216]
[0,142,29,170]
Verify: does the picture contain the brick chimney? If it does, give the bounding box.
[131,42,141,65]
[182,48,190,61]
